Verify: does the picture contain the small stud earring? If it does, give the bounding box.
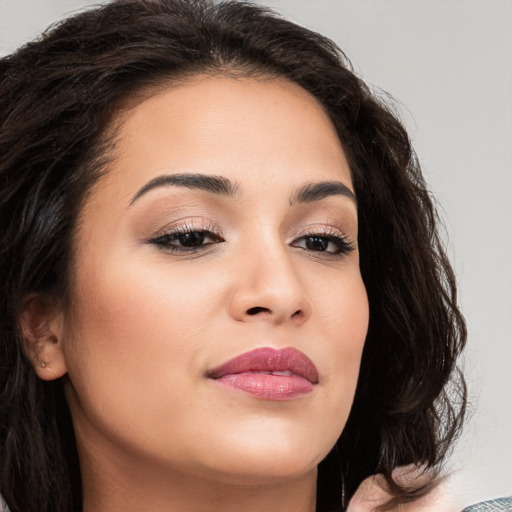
[40,361,47,368]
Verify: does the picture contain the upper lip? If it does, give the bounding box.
[207,346,319,384]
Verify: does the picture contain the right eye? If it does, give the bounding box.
[149,227,224,253]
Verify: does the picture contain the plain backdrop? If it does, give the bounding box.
[0,0,511,508]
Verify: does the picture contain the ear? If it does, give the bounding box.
[19,294,68,381]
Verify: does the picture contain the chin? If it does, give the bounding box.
[190,425,332,485]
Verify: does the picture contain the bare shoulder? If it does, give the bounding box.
[347,466,457,512]
[347,468,512,512]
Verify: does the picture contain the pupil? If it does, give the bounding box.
[179,231,205,247]
[306,236,328,251]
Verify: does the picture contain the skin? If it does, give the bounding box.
[348,469,456,511]
[26,76,370,512]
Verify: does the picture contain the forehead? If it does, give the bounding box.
[90,75,353,206]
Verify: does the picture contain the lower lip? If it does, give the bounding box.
[211,373,315,400]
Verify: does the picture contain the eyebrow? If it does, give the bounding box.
[290,181,356,206]
[129,173,356,207]
[129,173,240,205]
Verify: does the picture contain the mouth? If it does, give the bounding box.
[206,346,319,400]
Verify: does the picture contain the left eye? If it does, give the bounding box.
[149,230,223,251]
[292,235,353,255]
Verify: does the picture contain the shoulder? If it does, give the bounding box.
[347,468,511,512]
[347,468,449,511]
[461,497,512,512]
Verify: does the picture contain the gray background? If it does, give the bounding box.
[1,0,510,508]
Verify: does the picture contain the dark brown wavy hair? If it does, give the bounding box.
[0,1,466,511]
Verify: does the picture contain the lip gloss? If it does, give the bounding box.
[207,347,319,400]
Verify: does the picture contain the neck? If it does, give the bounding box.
[77,432,317,512]
[81,457,317,512]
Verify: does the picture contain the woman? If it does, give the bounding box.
[0,1,469,511]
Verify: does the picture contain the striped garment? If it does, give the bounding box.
[461,497,512,512]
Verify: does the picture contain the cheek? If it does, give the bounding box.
[315,269,369,359]
[61,253,224,438]
[311,270,369,418]
[69,251,221,353]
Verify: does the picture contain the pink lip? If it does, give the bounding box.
[207,347,319,400]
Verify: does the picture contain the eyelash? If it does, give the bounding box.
[148,224,354,257]
[291,227,355,257]
[148,222,224,254]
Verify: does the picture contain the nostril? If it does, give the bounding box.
[247,306,270,315]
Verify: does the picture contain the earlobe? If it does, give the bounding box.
[19,294,68,381]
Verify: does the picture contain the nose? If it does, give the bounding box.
[228,242,311,326]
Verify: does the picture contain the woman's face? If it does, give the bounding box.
[59,76,369,485]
